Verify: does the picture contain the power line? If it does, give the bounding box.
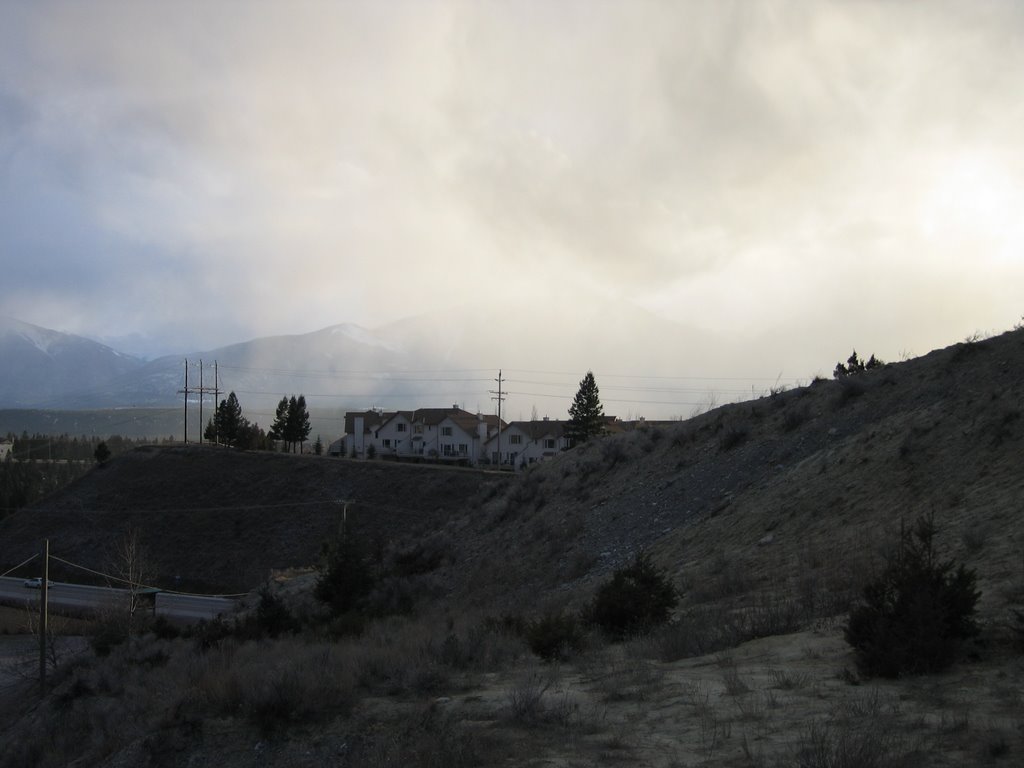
[49,554,247,598]
[1,552,39,578]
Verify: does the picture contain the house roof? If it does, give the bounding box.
[508,420,568,440]
[342,410,393,436]
[484,419,568,445]
[344,407,533,439]
[448,411,506,435]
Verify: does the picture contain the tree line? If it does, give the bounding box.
[203,392,314,453]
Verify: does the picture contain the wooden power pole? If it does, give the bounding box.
[39,538,48,697]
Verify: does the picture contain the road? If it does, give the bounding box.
[0,576,238,623]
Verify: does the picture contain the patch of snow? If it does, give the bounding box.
[0,316,62,355]
[329,323,401,352]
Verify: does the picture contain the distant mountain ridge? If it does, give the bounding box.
[0,302,748,416]
[0,316,145,408]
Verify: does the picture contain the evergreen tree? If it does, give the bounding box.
[287,395,312,453]
[845,515,980,677]
[314,435,323,456]
[94,441,111,465]
[315,520,376,617]
[590,551,678,639]
[270,397,290,450]
[204,391,247,447]
[566,371,605,445]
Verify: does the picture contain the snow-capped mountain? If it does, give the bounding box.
[0,316,146,408]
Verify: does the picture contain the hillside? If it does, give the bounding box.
[2,328,1023,768]
[452,328,1024,621]
[3,327,1022,609]
[0,449,510,593]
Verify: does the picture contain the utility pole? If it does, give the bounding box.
[39,538,48,697]
[490,370,506,469]
[199,359,204,445]
[178,360,220,445]
[213,361,220,445]
[180,360,189,443]
[335,499,353,532]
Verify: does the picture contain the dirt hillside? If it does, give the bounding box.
[0,448,510,592]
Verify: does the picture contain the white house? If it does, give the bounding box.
[340,406,504,464]
[0,440,12,461]
[484,418,571,468]
[336,410,392,457]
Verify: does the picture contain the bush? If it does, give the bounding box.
[256,586,300,638]
[590,552,678,639]
[94,442,111,465]
[845,515,980,678]
[315,522,376,617]
[719,424,749,450]
[526,612,586,661]
[834,350,883,378]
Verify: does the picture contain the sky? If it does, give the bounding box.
[2,1,1023,370]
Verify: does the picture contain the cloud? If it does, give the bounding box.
[0,0,1021,362]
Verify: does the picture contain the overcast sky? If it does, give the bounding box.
[2,1,1022,368]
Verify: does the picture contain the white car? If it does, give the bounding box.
[22,577,47,589]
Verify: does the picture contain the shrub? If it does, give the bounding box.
[255,586,300,638]
[590,552,678,639]
[526,612,586,661]
[391,533,454,577]
[834,350,883,378]
[315,522,376,617]
[94,441,111,465]
[845,515,980,678]
[719,424,749,451]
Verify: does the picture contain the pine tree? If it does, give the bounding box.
[292,395,312,452]
[845,515,980,677]
[567,371,605,445]
[270,397,290,451]
[204,392,248,447]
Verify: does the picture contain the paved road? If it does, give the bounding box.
[0,576,238,622]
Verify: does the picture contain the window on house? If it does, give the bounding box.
[414,424,423,434]
[509,434,523,445]
[458,443,468,454]
[443,444,454,456]
[544,439,556,449]
[383,439,391,448]
[442,426,453,436]
[396,423,406,432]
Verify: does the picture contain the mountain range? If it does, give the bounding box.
[1,302,765,422]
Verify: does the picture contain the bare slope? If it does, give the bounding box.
[450,328,1024,620]
[0,448,510,592]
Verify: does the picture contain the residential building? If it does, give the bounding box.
[340,406,504,465]
[483,418,571,468]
